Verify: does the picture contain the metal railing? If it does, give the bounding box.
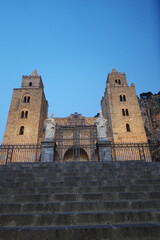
[0,145,42,165]
[0,142,154,164]
[111,143,152,162]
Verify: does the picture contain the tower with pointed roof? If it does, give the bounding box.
[101,69,148,143]
[3,70,48,144]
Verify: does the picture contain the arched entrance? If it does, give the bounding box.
[55,114,97,161]
[63,147,89,161]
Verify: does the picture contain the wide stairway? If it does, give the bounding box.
[0,161,160,240]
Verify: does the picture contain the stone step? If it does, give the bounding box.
[0,199,160,214]
[1,174,158,183]
[0,169,159,179]
[0,184,160,195]
[0,223,160,240]
[1,179,160,188]
[0,191,160,203]
[3,169,156,174]
[5,160,160,166]
[0,210,160,227]
[0,173,158,182]
[1,162,160,173]
[1,171,159,180]
[1,164,159,171]
[1,164,159,172]
[0,186,126,194]
[0,161,159,240]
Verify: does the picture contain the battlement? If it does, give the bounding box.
[107,69,128,87]
[21,70,44,89]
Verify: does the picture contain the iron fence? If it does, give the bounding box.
[0,145,42,165]
[0,142,154,165]
[111,143,152,162]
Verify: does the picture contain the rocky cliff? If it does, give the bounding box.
[139,92,160,161]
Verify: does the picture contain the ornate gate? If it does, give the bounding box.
[55,124,97,162]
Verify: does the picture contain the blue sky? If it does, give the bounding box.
[0,0,160,143]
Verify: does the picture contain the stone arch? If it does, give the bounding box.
[63,147,89,162]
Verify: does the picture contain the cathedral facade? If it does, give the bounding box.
[2,69,150,161]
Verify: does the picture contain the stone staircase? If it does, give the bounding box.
[0,161,160,240]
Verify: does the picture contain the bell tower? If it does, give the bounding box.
[101,69,148,143]
[3,70,48,145]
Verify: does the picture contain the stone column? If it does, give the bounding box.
[96,138,112,161]
[41,138,56,162]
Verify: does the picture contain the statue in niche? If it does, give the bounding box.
[44,113,56,139]
[96,110,108,139]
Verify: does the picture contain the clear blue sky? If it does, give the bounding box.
[0,0,160,143]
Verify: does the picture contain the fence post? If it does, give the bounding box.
[6,147,13,164]
[138,145,145,161]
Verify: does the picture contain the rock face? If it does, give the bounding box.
[139,92,160,161]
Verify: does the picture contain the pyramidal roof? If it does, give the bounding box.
[31,69,38,76]
[112,68,118,73]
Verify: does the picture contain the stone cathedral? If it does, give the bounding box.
[2,69,150,161]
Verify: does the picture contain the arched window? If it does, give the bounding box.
[122,109,125,116]
[19,126,24,135]
[23,96,27,103]
[115,79,118,83]
[126,109,129,116]
[122,109,129,116]
[27,96,30,103]
[118,79,121,84]
[21,111,24,118]
[20,110,28,118]
[126,123,131,132]
[23,95,30,103]
[29,82,32,86]
[120,95,126,101]
[25,111,28,118]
